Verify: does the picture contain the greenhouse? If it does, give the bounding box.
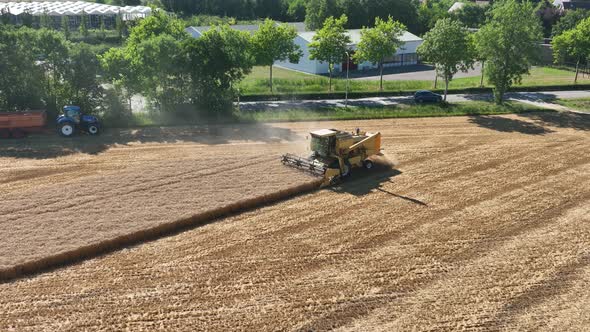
[0,1,151,29]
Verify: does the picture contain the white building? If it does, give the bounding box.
[448,2,466,13]
[277,29,423,75]
[186,25,423,75]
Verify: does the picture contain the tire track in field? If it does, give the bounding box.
[348,144,590,252]
[295,171,590,331]
[150,145,589,324]
[198,139,582,266]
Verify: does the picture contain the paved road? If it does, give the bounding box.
[239,90,590,113]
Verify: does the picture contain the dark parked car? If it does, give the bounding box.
[414,90,443,103]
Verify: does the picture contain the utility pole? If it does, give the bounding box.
[345,51,350,109]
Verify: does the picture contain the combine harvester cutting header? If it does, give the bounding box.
[282,128,382,187]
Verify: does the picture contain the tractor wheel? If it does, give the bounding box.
[364,160,374,170]
[0,129,11,139]
[87,124,100,136]
[59,123,75,137]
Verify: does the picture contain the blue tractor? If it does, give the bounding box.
[57,105,101,137]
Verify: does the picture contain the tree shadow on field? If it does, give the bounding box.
[0,123,301,160]
[328,165,427,208]
[518,111,590,131]
[468,114,555,135]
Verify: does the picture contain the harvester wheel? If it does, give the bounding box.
[341,162,351,177]
[364,160,374,170]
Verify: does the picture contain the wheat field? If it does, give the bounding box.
[0,124,318,279]
[1,113,589,331]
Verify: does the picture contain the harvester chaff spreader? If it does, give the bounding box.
[282,128,382,186]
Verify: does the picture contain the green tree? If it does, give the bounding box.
[99,47,140,108]
[287,0,307,21]
[416,0,452,35]
[126,9,185,45]
[99,16,106,40]
[1,8,11,26]
[536,0,560,38]
[101,11,189,111]
[418,18,475,101]
[552,9,590,37]
[309,15,351,91]
[470,33,486,88]
[36,29,70,110]
[354,16,406,91]
[134,34,187,109]
[183,25,255,113]
[552,17,590,84]
[252,19,302,93]
[21,9,33,28]
[40,11,52,29]
[475,0,542,104]
[79,11,89,39]
[62,43,103,112]
[0,26,45,110]
[305,0,339,30]
[451,3,488,28]
[115,12,125,40]
[61,16,71,40]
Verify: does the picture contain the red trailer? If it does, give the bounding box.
[0,110,47,138]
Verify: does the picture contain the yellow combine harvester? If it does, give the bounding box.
[281,128,382,186]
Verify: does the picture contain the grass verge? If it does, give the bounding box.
[235,101,545,122]
[239,66,589,95]
[106,101,545,128]
[554,98,590,112]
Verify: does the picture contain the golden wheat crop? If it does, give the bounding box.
[0,113,589,331]
[0,124,319,279]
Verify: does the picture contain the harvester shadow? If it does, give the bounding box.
[329,166,402,197]
[376,187,428,206]
[0,123,301,160]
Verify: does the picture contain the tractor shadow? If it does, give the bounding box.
[0,123,301,160]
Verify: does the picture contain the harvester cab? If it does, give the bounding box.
[57,105,101,137]
[282,128,382,186]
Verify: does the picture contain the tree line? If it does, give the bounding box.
[2,0,589,121]
[410,1,589,103]
[0,25,101,115]
[148,0,575,38]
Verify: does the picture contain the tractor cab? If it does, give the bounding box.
[63,105,81,123]
[57,105,101,137]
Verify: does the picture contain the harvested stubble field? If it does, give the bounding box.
[1,112,590,331]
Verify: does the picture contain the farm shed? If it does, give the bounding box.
[186,24,423,75]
